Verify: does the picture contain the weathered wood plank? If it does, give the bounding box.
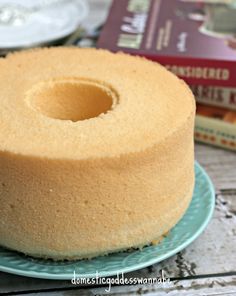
[0,272,70,294]
[92,275,236,296]
[2,275,235,296]
[195,144,236,192]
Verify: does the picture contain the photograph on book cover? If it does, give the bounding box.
[97,0,236,88]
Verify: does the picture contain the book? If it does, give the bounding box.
[195,103,236,151]
[191,85,236,110]
[97,0,236,87]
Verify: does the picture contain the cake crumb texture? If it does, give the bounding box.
[0,47,195,260]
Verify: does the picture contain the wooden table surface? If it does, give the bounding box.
[0,1,236,295]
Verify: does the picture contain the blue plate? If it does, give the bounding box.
[0,162,215,280]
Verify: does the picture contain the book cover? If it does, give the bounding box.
[195,103,236,151]
[97,0,236,87]
[191,85,236,110]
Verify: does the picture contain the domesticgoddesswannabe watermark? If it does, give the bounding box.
[71,269,170,293]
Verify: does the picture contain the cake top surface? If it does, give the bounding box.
[0,47,195,160]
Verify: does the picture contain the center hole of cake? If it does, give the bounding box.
[29,79,116,121]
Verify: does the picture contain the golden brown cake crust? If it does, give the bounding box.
[0,47,195,260]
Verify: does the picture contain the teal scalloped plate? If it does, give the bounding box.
[0,162,215,280]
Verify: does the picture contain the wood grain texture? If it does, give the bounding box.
[92,275,236,295]
[195,144,236,192]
